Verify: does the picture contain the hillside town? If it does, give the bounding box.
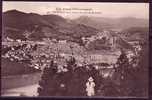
[2,27,145,96]
[1,2,148,97]
[2,29,141,70]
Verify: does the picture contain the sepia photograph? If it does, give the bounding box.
[1,1,149,97]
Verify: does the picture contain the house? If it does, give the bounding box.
[59,40,67,44]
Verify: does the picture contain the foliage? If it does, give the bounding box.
[110,43,148,97]
[128,43,148,97]
[37,57,103,96]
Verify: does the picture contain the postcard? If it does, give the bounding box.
[1,1,149,98]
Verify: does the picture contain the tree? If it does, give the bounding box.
[112,49,132,96]
[38,61,58,96]
[112,43,148,97]
[102,79,120,96]
[128,43,148,97]
[38,57,77,96]
[37,56,104,96]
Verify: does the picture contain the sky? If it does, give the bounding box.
[3,1,149,19]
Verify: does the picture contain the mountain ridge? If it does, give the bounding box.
[2,10,99,42]
[74,16,148,31]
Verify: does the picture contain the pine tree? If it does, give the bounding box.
[38,57,76,96]
[113,49,131,96]
[129,43,148,97]
[37,56,103,96]
[113,46,148,97]
[38,61,58,96]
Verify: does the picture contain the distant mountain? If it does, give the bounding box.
[74,16,112,31]
[3,10,53,41]
[3,10,145,51]
[2,10,99,42]
[74,16,148,31]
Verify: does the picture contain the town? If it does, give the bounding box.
[1,2,148,97]
[1,28,145,96]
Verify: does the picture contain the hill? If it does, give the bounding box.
[2,10,99,43]
[120,27,149,42]
[74,16,148,31]
[3,10,139,51]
